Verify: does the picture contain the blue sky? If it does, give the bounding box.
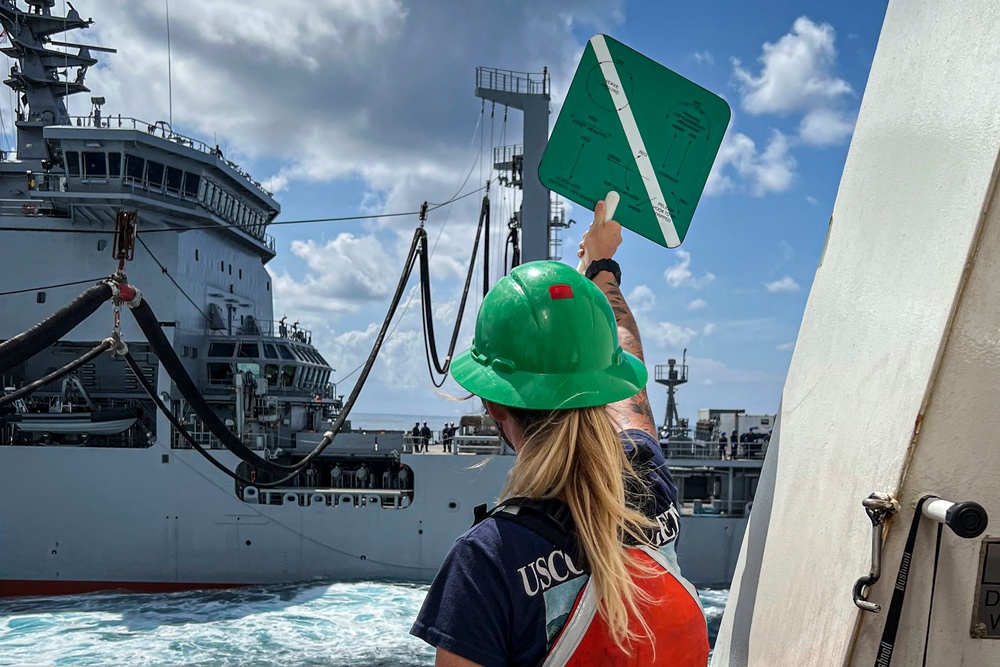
[47,0,890,426]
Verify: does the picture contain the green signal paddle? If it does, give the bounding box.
[540,34,731,250]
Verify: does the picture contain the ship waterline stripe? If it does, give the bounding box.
[590,35,680,248]
[0,579,253,598]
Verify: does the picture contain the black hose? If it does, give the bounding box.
[128,228,427,476]
[420,193,489,383]
[482,195,490,296]
[0,339,113,407]
[0,282,113,374]
[504,227,520,272]
[123,351,303,488]
[128,298,294,476]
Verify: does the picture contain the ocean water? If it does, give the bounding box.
[0,583,727,666]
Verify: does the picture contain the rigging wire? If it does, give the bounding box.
[0,185,487,236]
[135,236,208,321]
[127,224,430,477]
[0,276,106,297]
[336,105,489,385]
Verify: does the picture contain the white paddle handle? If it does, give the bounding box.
[577,191,620,273]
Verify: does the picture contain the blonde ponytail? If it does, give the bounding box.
[499,406,658,649]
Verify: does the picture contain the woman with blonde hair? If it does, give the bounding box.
[412,201,709,666]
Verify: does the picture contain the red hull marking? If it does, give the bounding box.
[0,580,251,598]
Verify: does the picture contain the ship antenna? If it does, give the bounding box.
[165,0,174,129]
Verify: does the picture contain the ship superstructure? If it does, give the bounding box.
[0,1,745,596]
[0,0,518,596]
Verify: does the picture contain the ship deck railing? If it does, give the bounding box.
[60,114,273,197]
[661,438,769,461]
[475,67,550,96]
[0,197,64,217]
[402,433,510,455]
[25,175,277,251]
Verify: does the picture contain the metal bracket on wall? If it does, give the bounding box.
[853,492,899,613]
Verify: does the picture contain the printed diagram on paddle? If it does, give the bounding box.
[540,35,730,248]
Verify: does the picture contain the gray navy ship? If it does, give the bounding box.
[0,0,757,596]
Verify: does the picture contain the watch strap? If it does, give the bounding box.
[585,258,621,286]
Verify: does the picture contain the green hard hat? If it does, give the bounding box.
[450,261,648,410]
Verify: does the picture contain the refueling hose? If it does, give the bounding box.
[123,351,304,488]
[0,282,113,373]
[126,225,428,476]
[0,339,114,407]
[420,193,489,381]
[128,297,296,476]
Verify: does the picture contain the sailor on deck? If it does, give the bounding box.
[411,200,708,666]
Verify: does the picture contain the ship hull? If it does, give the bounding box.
[0,445,743,595]
[0,446,511,593]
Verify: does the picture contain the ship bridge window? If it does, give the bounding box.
[184,172,201,198]
[314,351,329,366]
[208,341,236,357]
[166,166,183,194]
[145,161,165,190]
[264,364,279,385]
[237,362,260,377]
[83,152,106,177]
[65,151,80,176]
[263,343,278,359]
[125,155,144,183]
[207,362,234,385]
[280,365,296,387]
[109,152,122,177]
[238,342,260,358]
[277,344,295,361]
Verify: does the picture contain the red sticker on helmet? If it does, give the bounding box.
[548,284,574,300]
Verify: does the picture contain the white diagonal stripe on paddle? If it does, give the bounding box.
[591,35,679,247]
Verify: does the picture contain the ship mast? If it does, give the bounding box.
[474,67,551,263]
[655,351,688,439]
[0,0,98,159]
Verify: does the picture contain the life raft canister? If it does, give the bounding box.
[541,545,708,667]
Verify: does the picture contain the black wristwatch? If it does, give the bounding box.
[585,258,621,286]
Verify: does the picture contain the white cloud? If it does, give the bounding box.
[799,108,857,147]
[687,298,707,311]
[779,240,794,262]
[692,50,714,65]
[702,322,716,336]
[805,195,819,205]
[776,342,795,351]
[706,130,796,197]
[732,17,852,115]
[627,285,656,313]
[731,17,856,147]
[664,249,716,288]
[765,276,801,293]
[271,234,397,315]
[647,322,699,348]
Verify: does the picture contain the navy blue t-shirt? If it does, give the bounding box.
[410,430,681,667]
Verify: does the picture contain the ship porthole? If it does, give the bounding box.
[447,500,459,512]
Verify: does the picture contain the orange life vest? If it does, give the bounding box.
[542,545,708,666]
[476,498,709,666]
